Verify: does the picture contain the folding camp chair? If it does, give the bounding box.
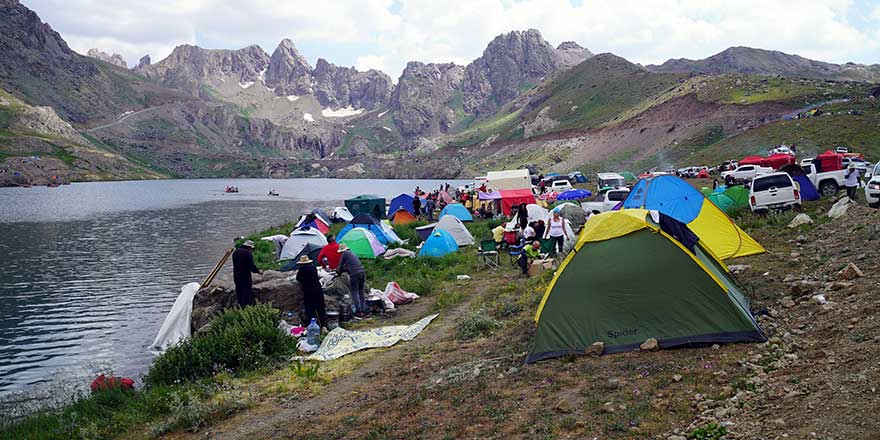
[508,238,526,265]
[539,238,556,259]
[476,239,500,271]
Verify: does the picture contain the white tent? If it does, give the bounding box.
[380,219,404,244]
[330,206,354,222]
[435,215,475,246]
[505,204,550,231]
[280,228,328,260]
[486,169,531,190]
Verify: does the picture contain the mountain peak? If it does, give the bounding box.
[557,41,583,51]
[265,38,314,96]
[86,48,127,68]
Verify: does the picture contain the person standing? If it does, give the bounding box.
[517,204,529,231]
[425,196,437,222]
[523,222,536,241]
[337,245,367,317]
[232,240,261,307]
[544,211,566,255]
[412,196,422,218]
[317,235,341,270]
[295,255,327,328]
[533,219,546,240]
[845,163,861,202]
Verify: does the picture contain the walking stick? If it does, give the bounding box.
[201,248,233,289]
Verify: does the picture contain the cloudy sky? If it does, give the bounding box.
[23,0,880,79]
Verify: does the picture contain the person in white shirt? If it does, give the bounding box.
[845,163,861,202]
[544,211,566,255]
[523,223,536,241]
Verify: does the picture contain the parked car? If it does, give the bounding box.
[749,173,801,213]
[721,164,773,183]
[582,188,630,213]
[835,146,851,154]
[719,160,739,172]
[841,157,872,174]
[550,179,573,192]
[799,158,814,167]
[802,163,846,197]
[865,163,880,208]
[596,173,626,189]
[770,146,793,155]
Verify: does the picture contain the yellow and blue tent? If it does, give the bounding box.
[622,175,764,260]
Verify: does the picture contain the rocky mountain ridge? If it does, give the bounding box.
[86,48,127,68]
[647,46,880,82]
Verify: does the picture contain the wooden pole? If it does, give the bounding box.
[201,248,233,289]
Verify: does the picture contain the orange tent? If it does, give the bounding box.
[391,208,417,225]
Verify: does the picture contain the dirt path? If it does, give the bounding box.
[180,275,496,440]
[84,104,174,132]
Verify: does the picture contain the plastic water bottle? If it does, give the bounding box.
[306,318,320,346]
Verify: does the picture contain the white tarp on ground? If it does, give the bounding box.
[307,314,438,361]
[151,282,200,353]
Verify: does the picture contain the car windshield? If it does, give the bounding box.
[607,191,628,201]
[601,178,625,187]
[753,175,793,192]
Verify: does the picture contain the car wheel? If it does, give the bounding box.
[870,202,880,209]
[819,181,838,197]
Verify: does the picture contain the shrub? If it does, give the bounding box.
[688,423,727,440]
[456,309,502,340]
[145,305,294,387]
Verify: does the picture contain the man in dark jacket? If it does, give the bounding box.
[295,255,326,328]
[232,240,261,307]
[425,196,437,222]
[337,245,367,317]
[412,197,422,218]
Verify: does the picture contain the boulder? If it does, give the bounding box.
[585,341,604,357]
[837,262,863,280]
[191,270,303,331]
[827,197,850,219]
[640,338,659,351]
[787,213,813,228]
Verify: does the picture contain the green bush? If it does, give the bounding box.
[145,305,294,387]
[456,309,503,340]
[688,423,727,440]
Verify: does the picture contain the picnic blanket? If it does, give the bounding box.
[307,314,439,361]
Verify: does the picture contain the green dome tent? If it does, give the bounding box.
[620,171,636,183]
[527,209,765,363]
[706,193,739,214]
[723,186,750,208]
[700,187,713,196]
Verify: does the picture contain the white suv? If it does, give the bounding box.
[749,173,801,213]
[550,179,573,192]
[866,163,880,208]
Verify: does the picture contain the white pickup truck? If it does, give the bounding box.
[802,163,846,197]
[581,188,630,213]
[721,164,774,183]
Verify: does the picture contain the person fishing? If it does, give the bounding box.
[232,240,261,307]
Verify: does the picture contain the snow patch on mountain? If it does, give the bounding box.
[303,113,314,122]
[321,106,364,118]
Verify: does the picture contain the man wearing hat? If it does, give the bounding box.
[337,245,367,317]
[295,255,326,328]
[232,240,261,307]
[845,162,861,202]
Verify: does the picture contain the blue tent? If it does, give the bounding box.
[793,175,820,201]
[545,172,560,177]
[568,172,587,183]
[439,203,473,222]
[337,214,397,245]
[419,229,459,257]
[388,193,415,217]
[557,189,593,200]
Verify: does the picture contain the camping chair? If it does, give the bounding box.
[476,240,500,271]
[507,238,526,266]
[539,238,556,259]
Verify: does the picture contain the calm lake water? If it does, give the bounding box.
[0,178,464,395]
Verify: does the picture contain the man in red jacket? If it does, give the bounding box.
[317,235,341,270]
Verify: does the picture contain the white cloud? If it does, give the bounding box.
[21,0,880,78]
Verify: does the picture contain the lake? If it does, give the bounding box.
[0,178,464,395]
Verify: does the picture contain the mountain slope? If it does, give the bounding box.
[647,47,880,82]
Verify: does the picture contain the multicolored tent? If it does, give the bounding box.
[391,208,417,225]
[622,175,765,259]
[338,227,386,259]
[279,228,328,261]
[337,214,401,245]
[527,209,765,363]
[419,229,459,257]
[388,194,415,217]
[439,203,474,222]
[296,213,330,234]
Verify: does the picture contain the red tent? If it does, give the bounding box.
[814,150,843,172]
[499,189,536,215]
[765,153,795,169]
[739,156,765,166]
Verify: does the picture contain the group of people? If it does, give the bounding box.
[489,203,571,277]
[231,233,370,332]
